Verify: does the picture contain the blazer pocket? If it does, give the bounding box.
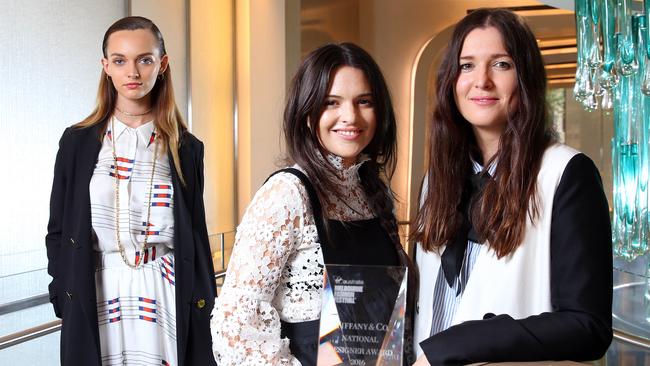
[190,297,215,351]
[48,279,62,318]
[50,296,62,318]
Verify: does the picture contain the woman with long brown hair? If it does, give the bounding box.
[411,9,612,365]
[211,42,415,365]
[45,16,216,365]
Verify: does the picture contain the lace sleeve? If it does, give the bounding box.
[211,174,308,365]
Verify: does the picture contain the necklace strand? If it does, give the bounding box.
[115,106,151,117]
[112,118,157,269]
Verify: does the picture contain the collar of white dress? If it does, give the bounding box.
[107,117,156,148]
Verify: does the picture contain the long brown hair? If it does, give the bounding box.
[283,43,398,239]
[75,16,187,182]
[284,41,418,291]
[412,9,554,257]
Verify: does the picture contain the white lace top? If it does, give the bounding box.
[211,155,375,365]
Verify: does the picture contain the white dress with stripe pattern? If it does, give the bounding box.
[89,117,177,366]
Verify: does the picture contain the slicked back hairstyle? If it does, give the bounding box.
[412,8,554,257]
[75,16,187,183]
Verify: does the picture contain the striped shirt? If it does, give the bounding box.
[429,159,494,336]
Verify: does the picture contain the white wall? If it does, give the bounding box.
[0,0,126,303]
[0,0,126,362]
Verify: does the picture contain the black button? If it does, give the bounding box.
[65,291,73,300]
[69,238,76,247]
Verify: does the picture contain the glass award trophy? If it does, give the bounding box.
[317,265,407,366]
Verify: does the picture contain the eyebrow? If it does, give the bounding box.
[459,53,511,60]
[109,52,155,58]
[327,93,373,98]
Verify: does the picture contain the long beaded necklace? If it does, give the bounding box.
[111,117,158,269]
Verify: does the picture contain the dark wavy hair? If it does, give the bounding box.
[285,43,418,361]
[412,8,554,257]
[283,42,397,237]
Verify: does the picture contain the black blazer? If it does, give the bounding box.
[45,122,217,366]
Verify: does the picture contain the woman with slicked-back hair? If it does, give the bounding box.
[45,16,216,365]
[211,42,416,365]
[411,8,612,365]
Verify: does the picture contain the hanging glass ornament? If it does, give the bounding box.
[574,0,591,100]
[601,88,614,111]
[588,0,603,68]
[617,0,639,76]
[573,0,650,260]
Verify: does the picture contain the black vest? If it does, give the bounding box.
[268,168,399,365]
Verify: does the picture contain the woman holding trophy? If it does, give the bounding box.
[411,8,612,365]
[211,42,415,365]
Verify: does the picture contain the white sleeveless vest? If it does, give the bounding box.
[413,144,579,357]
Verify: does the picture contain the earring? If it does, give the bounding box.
[158,73,165,81]
[106,74,111,81]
